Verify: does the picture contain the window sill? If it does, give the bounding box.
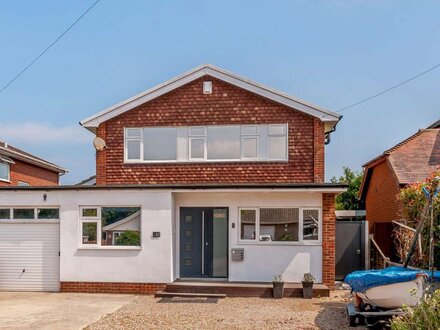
[123,160,289,165]
[0,178,11,183]
[236,241,322,246]
[78,246,142,250]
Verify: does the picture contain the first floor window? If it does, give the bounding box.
[0,207,59,221]
[239,207,320,243]
[80,206,141,247]
[0,209,11,219]
[0,162,9,181]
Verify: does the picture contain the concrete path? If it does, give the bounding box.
[0,292,135,330]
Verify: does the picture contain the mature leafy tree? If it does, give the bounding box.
[330,167,364,210]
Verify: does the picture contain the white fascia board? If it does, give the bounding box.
[80,64,341,131]
[170,187,347,193]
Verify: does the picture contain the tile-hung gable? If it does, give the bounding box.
[80,64,342,185]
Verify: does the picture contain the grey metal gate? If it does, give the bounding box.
[335,221,367,280]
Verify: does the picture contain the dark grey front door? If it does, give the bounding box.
[180,207,228,278]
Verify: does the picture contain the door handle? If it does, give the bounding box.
[356,249,361,255]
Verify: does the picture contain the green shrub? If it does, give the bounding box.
[116,230,141,246]
[391,290,440,330]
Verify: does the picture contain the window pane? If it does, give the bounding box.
[101,207,141,246]
[13,209,35,219]
[269,124,287,135]
[207,126,240,160]
[259,208,299,242]
[268,136,287,159]
[82,222,97,244]
[37,208,59,219]
[0,209,10,219]
[190,139,205,159]
[127,140,141,160]
[243,138,258,158]
[0,163,9,180]
[126,128,141,138]
[143,128,177,160]
[240,209,256,240]
[189,127,205,136]
[242,125,258,135]
[82,208,98,218]
[303,210,319,240]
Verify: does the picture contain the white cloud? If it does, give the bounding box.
[0,122,91,145]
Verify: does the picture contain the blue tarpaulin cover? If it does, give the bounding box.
[345,266,440,293]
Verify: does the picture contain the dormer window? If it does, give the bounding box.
[124,124,288,163]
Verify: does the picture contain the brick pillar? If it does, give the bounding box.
[322,193,336,288]
[313,119,325,182]
[95,123,107,185]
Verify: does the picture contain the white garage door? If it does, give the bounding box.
[0,223,60,292]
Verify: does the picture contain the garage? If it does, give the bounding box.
[0,209,60,292]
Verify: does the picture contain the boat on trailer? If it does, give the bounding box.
[344,266,438,328]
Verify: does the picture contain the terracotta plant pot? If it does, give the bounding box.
[272,281,284,299]
[302,281,313,299]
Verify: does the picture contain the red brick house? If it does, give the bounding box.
[0,141,67,186]
[359,120,440,258]
[0,64,345,293]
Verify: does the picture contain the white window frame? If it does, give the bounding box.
[0,162,10,182]
[238,206,321,245]
[301,208,322,243]
[267,124,288,161]
[123,124,289,164]
[124,128,143,162]
[188,126,207,161]
[78,206,142,250]
[0,207,60,223]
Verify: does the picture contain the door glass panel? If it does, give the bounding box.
[184,229,192,237]
[212,209,228,277]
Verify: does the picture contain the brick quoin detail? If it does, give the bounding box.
[95,76,326,185]
[60,282,166,294]
[322,193,336,289]
[0,158,59,186]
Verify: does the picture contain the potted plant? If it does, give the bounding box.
[272,274,284,299]
[301,273,315,299]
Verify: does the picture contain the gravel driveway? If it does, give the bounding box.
[86,291,364,330]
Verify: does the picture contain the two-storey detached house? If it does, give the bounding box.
[0,65,345,293]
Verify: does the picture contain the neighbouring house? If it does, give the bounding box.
[0,64,345,293]
[359,120,440,259]
[0,141,67,186]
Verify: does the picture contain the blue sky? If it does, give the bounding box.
[0,1,438,184]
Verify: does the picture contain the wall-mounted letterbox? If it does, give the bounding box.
[231,248,244,261]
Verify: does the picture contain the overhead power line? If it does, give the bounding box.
[0,0,101,95]
[337,62,440,112]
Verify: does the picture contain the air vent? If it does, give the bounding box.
[203,81,212,94]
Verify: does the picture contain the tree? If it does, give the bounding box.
[116,230,141,246]
[330,167,364,210]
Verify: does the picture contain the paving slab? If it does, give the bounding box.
[0,292,135,330]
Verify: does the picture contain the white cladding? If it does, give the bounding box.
[0,189,324,285]
[0,223,60,291]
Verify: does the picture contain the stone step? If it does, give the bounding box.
[155,291,227,299]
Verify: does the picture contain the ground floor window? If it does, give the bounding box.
[80,206,141,248]
[239,207,320,243]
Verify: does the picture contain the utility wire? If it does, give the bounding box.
[0,0,101,95]
[337,62,440,112]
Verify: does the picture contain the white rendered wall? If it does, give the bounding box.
[174,191,323,283]
[0,190,174,284]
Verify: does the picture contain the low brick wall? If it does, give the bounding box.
[60,282,166,294]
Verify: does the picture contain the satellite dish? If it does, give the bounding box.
[93,137,107,151]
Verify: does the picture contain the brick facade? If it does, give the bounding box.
[0,158,59,186]
[96,76,325,185]
[322,193,336,288]
[60,281,166,294]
